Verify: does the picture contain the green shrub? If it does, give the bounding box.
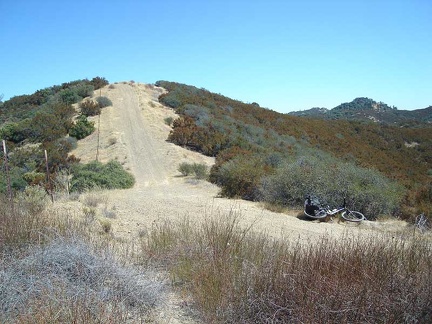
[30,111,71,142]
[217,156,268,200]
[178,162,208,179]
[96,96,112,108]
[178,162,193,176]
[70,160,135,192]
[192,163,208,179]
[22,171,46,186]
[259,156,404,219]
[80,100,101,116]
[63,136,78,150]
[73,84,94,98]
[90,76,109,90]
[0,165,29,193]
[164,117,174,126]
[58,88,81,105]
[69,115,95,140]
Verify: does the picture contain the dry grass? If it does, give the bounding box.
[0,187,77,251]
[3,185,431,323]
[141,210,432,323]
[0,237,164,323]
[82,190,109,208]
[0,189,166,323]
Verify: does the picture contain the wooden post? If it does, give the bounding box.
[96,112,101,162]
[2,140,14,212]
[96,88,101,161]
[44,149,54,203]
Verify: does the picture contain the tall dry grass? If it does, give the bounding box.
[142,210,432,323]
[0,188,165,323]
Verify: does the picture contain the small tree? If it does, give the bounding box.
[90,77,109,90]
[69,116,95,140]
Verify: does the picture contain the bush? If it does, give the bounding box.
[63,135,78,150]
[96,96,112,108]
[0,122,26,143]
[30,110,71,142]
[164,117,174,126]
[0,165,30,193]
[178,162,208,179]
[217,156,268,200]
[192,163,208,179]
[178,162,193,176]
[80,100,101,116]
[1,237,163,322]
[69,115,95,140]
[259,156,404,219]
[73,84,94,98]
[58,88,81,105]
[70,160,135,192]
[90,76,109,90]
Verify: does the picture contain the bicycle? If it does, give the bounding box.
[304,195,366,222]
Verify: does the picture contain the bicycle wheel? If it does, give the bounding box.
[341,210,365,222]
[305,208,327,219]
[315,209,328,219]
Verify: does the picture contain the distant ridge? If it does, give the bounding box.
[289,97,432,125]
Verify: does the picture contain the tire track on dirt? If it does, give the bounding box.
[115,84,169,187]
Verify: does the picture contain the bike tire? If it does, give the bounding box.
[341,210,365,222]
[305,208,328,219]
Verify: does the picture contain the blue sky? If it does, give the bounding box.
[1,0,430,112]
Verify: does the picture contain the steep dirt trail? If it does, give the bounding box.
[117,84,168,186]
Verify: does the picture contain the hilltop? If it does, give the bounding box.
[289,97,432,125]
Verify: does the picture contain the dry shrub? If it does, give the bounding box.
[0,188,54,249]
[108,136,117,146]
[0,237,164,323]
[80,99,101,116]
[142,211,432,323]
[99,218,112,233]
[82,190,108,207]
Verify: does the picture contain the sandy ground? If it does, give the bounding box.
[70,82,411,323]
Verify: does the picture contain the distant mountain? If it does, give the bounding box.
[289,97,432,125]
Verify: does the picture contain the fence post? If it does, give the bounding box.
[2,140,14,212]
[96,87,101,162]
[44,149,54,203]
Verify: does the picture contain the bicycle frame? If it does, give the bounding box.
[304,196,365,222]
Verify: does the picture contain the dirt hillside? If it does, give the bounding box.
[69,82,411,323]
[72,82,408,242]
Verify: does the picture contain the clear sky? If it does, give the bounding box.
[1,0,430,112]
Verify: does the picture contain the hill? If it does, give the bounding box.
[289,97,432,125]
[1,79,431,221]
[156,81,432,219]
